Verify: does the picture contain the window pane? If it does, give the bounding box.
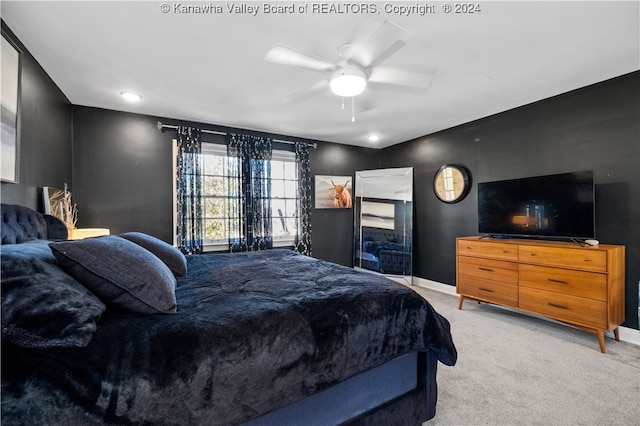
[271,160,284,179]
[203,197,226,218]
[273,218,285,236]
[204,218,225,240]
[285,218,296,235]
[272,180,285,198]
[284,161,296,177]
[272,199,286,214]
[286,199,297,215]
[284,181,297,198]
[203,154,225,175]
[203,176,225,196]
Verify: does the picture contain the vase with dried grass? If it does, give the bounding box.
[62,183,78,233]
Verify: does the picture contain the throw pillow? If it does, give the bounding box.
[1,241,106,348]
[50,236,177,314]
[120,232,187,276]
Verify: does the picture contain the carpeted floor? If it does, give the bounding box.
[409,285,640,426]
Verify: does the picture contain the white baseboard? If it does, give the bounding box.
[411,276,640,347]
[412,277,458,296]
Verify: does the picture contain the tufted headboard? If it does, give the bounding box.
[1,203,68,244]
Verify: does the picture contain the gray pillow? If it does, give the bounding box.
[120,232,187,276]
[50,236,177,314]
[1,240,106,348]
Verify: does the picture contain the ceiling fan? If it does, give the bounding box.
[264,20,435,109]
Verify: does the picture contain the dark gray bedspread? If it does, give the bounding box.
[1,249,456,425]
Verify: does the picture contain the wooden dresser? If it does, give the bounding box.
[456,236,625,353]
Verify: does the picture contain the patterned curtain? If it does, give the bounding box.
[176,126,203,254]
[227,134,273,252]
[294,142,312,256]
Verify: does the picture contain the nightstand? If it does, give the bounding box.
[69,228,110,240]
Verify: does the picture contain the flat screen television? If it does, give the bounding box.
[478,171,595,240]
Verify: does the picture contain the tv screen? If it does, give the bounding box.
[478,171,595,239]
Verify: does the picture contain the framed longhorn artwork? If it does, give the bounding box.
[315,175,352,209]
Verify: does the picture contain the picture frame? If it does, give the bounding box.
[315,175,352,209]
[361,201,395,230]
[1,30,22,183]
[42,186,66,221]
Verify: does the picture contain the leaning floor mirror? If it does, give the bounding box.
[354,167,413,284]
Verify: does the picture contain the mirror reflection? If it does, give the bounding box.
[354,167,413,282]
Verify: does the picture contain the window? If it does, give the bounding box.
[200,143,239,246]
[191,142,299,249]
[270,150,298,242]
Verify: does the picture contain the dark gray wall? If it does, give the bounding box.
[72,107,175,242]
[0,22,72,209]
[382,71,640,329]
[310,143,379,266]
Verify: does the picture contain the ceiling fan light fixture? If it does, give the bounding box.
[330,65,366,97]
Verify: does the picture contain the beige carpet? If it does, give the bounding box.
[408,285,640,426]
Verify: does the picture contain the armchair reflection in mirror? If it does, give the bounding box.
[354,168,413,283]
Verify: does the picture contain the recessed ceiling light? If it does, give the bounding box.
[120,91,142,102]
[368,134,380,142]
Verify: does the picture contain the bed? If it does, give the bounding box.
[0,203,456,426]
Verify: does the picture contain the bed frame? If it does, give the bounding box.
[245,351,438,425]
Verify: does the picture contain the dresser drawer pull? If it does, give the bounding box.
[478,287,494,293]
[547,278,568,285]
[478,267,494,272]
[547,302,568,310]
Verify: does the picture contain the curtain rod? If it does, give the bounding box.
[157,121,317,149]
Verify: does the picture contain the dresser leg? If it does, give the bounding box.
[597,332,606,354]
[613,327,620,342]
[458,295,465,310]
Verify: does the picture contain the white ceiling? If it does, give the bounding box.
[2,1,638,148]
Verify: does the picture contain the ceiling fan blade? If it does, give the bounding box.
[355,20,407,67]
[284,79,329,103]
[354,91,377,113]
[367,67,435,89]
[367,40,406,68]
[265,45,335,72]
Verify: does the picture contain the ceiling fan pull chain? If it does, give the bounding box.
[352,97,356,122]
[341,97,345,110]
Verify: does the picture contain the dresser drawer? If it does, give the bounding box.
[458,275,518,307]
[519,245,607,272]
[519,287,607,330]
[458,256,518,285]
[458,240,518,261]
[519,264,607,301]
